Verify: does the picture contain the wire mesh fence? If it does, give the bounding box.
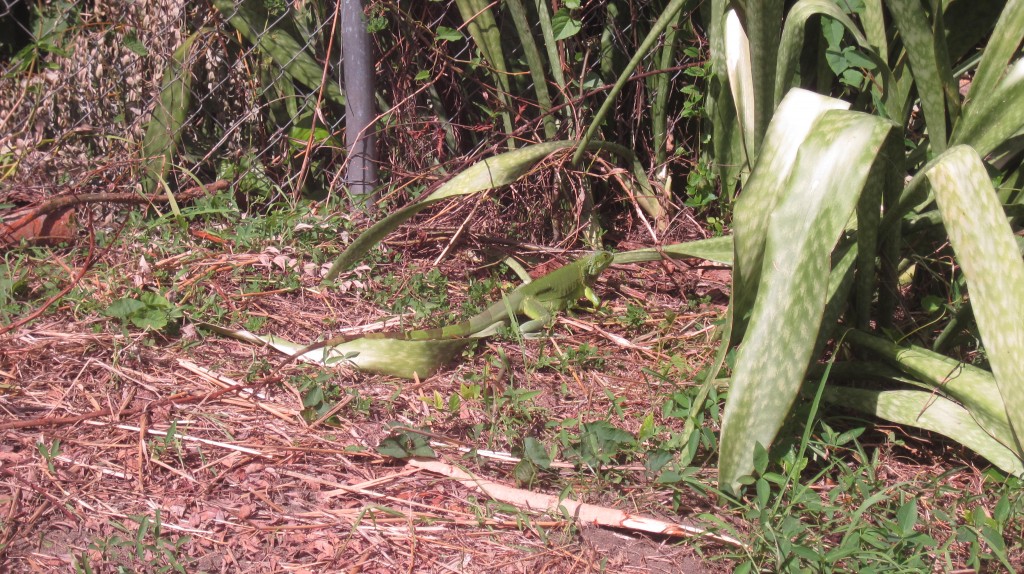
[1,0,699,244]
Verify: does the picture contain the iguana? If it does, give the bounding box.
[285,250,615,377]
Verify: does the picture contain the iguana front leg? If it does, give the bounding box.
[583,285,601,310]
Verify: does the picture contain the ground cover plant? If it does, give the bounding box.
[1,0,1023,572]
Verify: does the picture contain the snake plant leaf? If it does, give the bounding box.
[505,0,556,139]
[927,145,1024,456]
[141,30,204,194]
[323,141,650,281]
[776,0,893,112]
[731,89,849,340]
[885,0,959,152]
[844,329,1017,453]
[822,386,1024,477]
[204,324,473,379]
[213,0,346,106]
[963,0,1024,108]
[611,236,735,267]
[859,0,888,59]
[741,0,784,153]
[723,9,756,165]
[718,108,896,494]
[533,0,567,91]
[706,0,747,196]
[453,0,514,142]
[952,58,1024,158]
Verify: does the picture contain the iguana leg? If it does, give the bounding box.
[518,296,553,336]
[583,286,601,310]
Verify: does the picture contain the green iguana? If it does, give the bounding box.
[286,251,614,377]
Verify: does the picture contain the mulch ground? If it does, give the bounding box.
[1,219,741,572]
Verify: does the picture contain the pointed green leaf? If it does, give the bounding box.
[724,9,756,164]
[141,30,204,194]
[885,0,958,151]
[741,0,784,153]
[964,0,1024,105]
[611,236,734,267]
[845,329,1017,453]
[776,0,893,110]
[927,145,1024,456]
[323,141,647,280]
[822,386,1024,476]
[952,58,1024,157]
[731,89,849,339]
[718,109,895,493]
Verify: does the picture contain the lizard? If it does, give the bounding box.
[282,250,615,378]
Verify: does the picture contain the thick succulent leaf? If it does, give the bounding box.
[885,0,958,151]
[775,0,886,106]
[822,386,1024,476]
[724,9,756,164]
[952,58,1024,157]
[651,3,687,165]
[859,0,888,57]
[505,0,556,139]
[741,0,784,153]
[845,329,1017,452]
[453,0,513,139]
[533,0,567,91]
[708,0,747,194]
[730,89,849,340]
[943,1,1006,64]
[611,236,735,266]
[718,109,895,493]
[203,324,472,379]
[927,145,1024,456]
[323,141,649,281]
[964,0,1024,106]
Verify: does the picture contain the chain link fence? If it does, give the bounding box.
[1,0,689,242]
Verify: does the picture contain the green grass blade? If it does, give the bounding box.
[730,89,849,340]
[718,109,895,493]
[213,0,345,106]
[927,145,1024,456]
[886,0,957,151]
[572,0,694,165]
[822,386,1024,476]
[141,30,203,194]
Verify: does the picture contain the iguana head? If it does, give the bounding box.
[584,251,614,282]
